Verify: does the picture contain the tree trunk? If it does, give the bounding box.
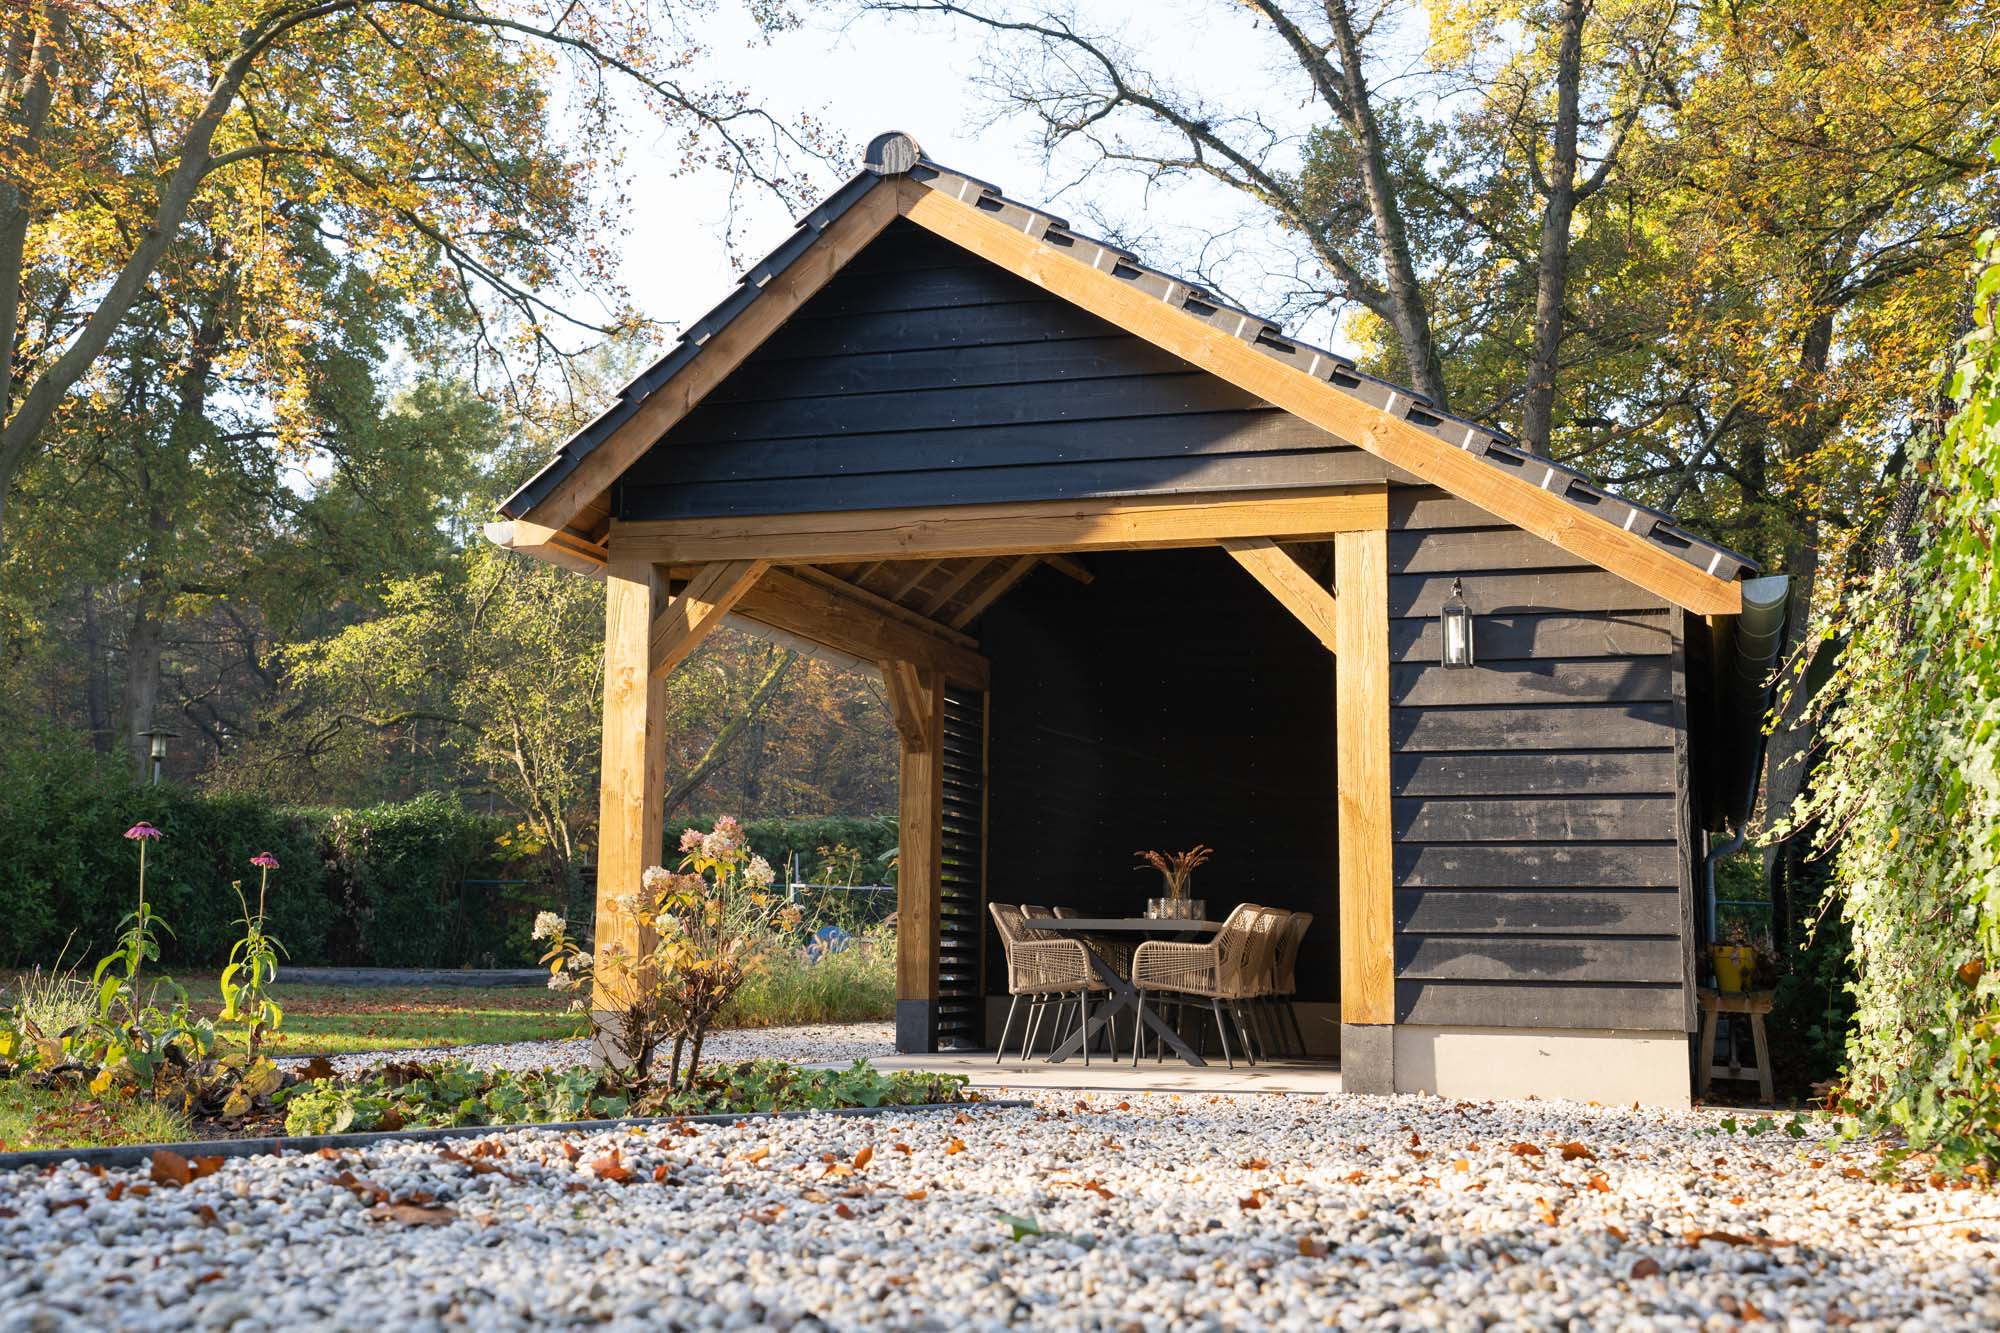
[81,591,112,753]
[1520,0,1588,455]
[662,648,797,821]
[124,594,164,779]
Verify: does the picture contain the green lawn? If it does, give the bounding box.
[190,977,589,1056]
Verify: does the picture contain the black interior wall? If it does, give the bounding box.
[979,548,1339,1006]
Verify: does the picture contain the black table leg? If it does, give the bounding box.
[1046,952,1207,1067]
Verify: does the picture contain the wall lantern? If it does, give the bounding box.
[1440,578,1476,669]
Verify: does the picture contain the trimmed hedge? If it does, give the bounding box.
[0,737,900,970]
[0,738,546,969]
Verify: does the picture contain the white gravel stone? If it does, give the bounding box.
[274,1022,896,1076]
[2,1091,1995,1330]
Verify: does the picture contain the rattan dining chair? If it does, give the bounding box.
[1261,910,1313,1057]
[989,902,1106,1065]
[1129,903,1282,1069]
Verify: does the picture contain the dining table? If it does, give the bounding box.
[1034,916,1223,1067]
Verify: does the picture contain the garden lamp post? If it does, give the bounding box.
[139,728,176,785]
[1440,578,1476,669]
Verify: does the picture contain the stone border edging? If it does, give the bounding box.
[0,1098,1032,1173]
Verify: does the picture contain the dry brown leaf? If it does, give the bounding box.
[1630,1257,1661,1279]
[801,1188,830,1203]
[945,1138,966,1155]
[743,1145,771,1165]
[590,1150,633,1184]
[1343,1170,1368,1185]
[834,1203,856,1219]
[893,1143,913,1155]
[1239,1191,1265,1211]
[149,1151,192,1188]
[1605,1224,1629,1242]
[561,1142,581,1163]
[367,1203,454,1227]
[1534,1197,1559,1226]
[1684,1228,1769,1249]
[1507,1142,1544,1158]
[1240,1157,1270,1170]
[190,1204,218,1226]
[1558,1142,1597,1162]
[1586,1172,1612,1194]
[853,1146,874,1171]
[1298,1237,1329,1258]
[1452,1159,1471,1173]
[904,1189,928,1201]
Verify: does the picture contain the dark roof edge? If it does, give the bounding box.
[499,130,1758,585]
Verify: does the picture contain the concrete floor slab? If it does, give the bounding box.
[863,1051,1344,1096]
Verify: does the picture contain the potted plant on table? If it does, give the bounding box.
[1135,844,1214,919]
[1710,921,1777,993]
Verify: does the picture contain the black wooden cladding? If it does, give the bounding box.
[616,219,1396,521]
[1387,486,1690,1033]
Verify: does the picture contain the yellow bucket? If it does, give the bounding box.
[1711,944,1754,993]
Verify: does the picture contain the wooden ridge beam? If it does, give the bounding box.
[1221,537,1341,654]
[735,567,990,688]
[649,560,768,678]
[900,179,1742,617]
[609,487,1389,566]
[519,179,906,538]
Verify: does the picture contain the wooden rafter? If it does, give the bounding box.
[899,178,1742,617]
[787,565,979,648]
[649,560,768,679]
[734,567,990,687]
[1042,554,1095,584]
[1221,537,1340,654]
[917,558,992,615]
[948,554,1040,629]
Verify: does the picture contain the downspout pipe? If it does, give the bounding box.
[1702,574,1792,938]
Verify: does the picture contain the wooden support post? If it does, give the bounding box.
[593,557,669,1058]
[886,662,945,1053]
[1335,525,1395,1093]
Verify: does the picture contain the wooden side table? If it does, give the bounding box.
[1697,987,1775,1101]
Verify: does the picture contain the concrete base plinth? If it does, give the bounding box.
[1393,1025,1691,1108]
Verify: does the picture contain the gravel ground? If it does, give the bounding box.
[3,1090,1995,1330]
[276,1023,896,1076]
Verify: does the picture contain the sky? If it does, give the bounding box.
[597,2,1352,355]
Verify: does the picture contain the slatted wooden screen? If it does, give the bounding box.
[936,685,988,1049]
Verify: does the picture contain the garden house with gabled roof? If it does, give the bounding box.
[491,132,1787,1107]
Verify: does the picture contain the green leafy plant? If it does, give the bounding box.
[1773,210,2000,1177]
[219,853,288,1060]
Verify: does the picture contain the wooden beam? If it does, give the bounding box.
[518,179,906,538]
[723,614,877,677]
[948,554,1040,629]
[484,519,608,579]
[900,179,1742,617]
[1221,536,1341,654]
[881,660,935,753]
[734,567,991,687]
[893,662,946,1053]
[1335,526,1394,1030]
[917,559,991,616]
[888,560,941,600]
[593,559,668,1026]
[648,560,768,679]
[610,486,1389,566]
[1042,553,1095,584]
[787,565,979,649]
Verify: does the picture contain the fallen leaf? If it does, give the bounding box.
[800,1188,830,1203]
[1298,1236,1329,1258]
[1605,1224,1629,1242]
[834,1202,856,1219]
[1240,1157,1270,1170]
[1534,1197,1559,1226]
[893,1143,913,1155]
[1078,1179,1114,1201]
[190,1204,218,1226]
[743,1145,771,1165]
[1507,1143,1544,1159]
[853,1146,874,1171]
[369,1202,455,1227]
[1586,1172,1612,1193]
[590,1150,632,1184]
[1630,1257,1661,1279]
[903,1189,928,1201]
[1558,1143,1596,1162]
[1239,1191,1265,1211]
[193,1271,226,1287]
[1684,1229,1772,1249]
[1343,1170,1368,1185]
[944,1138,966,1156]
[302,1057,337,1080]
[561,1142,581,1163]
[1453,1159,1471,1173]
[149,1151,192,1188]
